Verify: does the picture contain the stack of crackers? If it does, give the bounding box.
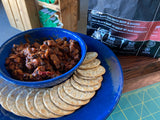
[0,52,105,119]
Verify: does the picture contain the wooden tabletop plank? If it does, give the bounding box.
[118,55,160,93]
[123,71,160,93]
[118,56,160,80]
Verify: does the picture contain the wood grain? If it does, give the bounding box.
[8,0,25,31]
[24,0,41,29]
[2,0,17,28]
[118,56,160,80]
[59,0,70,10]
[70,0,78,31]
[2,0,41,31]
[59,1,70,30]
[16,0,32,30]
[123,71,160,93]
[118,55,160,93]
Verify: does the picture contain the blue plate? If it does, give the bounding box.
[0,33,123,120]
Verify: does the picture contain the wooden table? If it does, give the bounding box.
[118,56,160,93]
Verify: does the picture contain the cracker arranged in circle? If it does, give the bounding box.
[6,86,25,116]
[0,85,13,112]
[73,74,103,86]
[58,84,90,106]
[0,84,18,112]
[63,80,95,100]
[50,86,80,111]
[26,89,47,119]
[16,88,36,119]
[43,89,74,116]
[79,59,100,69]
[82,52,98,64]
[34,89,61,118]
[0,78,8,91]
[77,65,106,77]
[74,71,98,80]
[70,78,101,92]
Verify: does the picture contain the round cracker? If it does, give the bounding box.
[82,52,98,64]
[0,85,13,111]
[0,83,18,112]
[71,78,101,92]
[6,86,25,116]
[77,65,106,77]
[0,78,8,91]
[26,89,48,119]
[73,74,103,86]
[79,59,100,69]
[16,88,36,119]
[58,84,90,106]
[50,86,80,111]
[34,89,61,118]
[74,71,98,80]
[63,80,95,100]
[43,89,74,116]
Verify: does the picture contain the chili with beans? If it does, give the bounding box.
[5,38,81,81]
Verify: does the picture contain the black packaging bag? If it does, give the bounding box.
[87,0,160,58]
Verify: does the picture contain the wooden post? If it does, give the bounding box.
[59,0,71,30]
[70,0,79,31]
[24,0,41,29]
[8,0,25,31]
[16,0,32,30]
[2,0,79,31]
[2,0,17,28]
[2,0,41,31]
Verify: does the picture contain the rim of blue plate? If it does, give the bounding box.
[0,27,87,86]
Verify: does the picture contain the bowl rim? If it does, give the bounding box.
[0,27,87,86]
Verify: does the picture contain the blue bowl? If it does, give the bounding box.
[0,28,87,88]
